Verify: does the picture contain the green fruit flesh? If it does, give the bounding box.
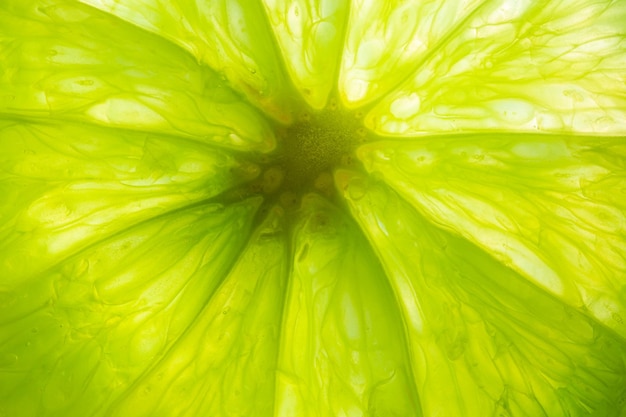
[1,1,626,416]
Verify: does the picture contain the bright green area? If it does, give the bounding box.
[1,0,626,416]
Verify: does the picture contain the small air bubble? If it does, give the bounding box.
[341,154,354,166]
[390,93,421,119]
[229,133,245,145]
[375,149,393,161]
[262,167,284,194]
[347,178,367,201]
[314,172,334,196]
[280,192,299,209]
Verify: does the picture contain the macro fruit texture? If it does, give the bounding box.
[1,0,626,416]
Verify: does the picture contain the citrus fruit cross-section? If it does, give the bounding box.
[1,1,626,417]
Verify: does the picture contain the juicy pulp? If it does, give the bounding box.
[1,0,626,416]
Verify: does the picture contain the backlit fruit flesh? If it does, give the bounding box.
[1,0,626,416]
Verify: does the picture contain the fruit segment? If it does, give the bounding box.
[0,198,261,417]
[0,0,276,151]
[357,135,626,338]
[276,194,420,416]
[338,171,626,417]
[366,0,626,135]
[340,0,483,107]
[262,0,349,109]
[78,0,298,122]
[0,120,259,284]
[100,206,287,417]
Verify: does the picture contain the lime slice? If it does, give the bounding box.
[1,1,625,416]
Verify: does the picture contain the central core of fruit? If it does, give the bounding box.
[250,105,366,203]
